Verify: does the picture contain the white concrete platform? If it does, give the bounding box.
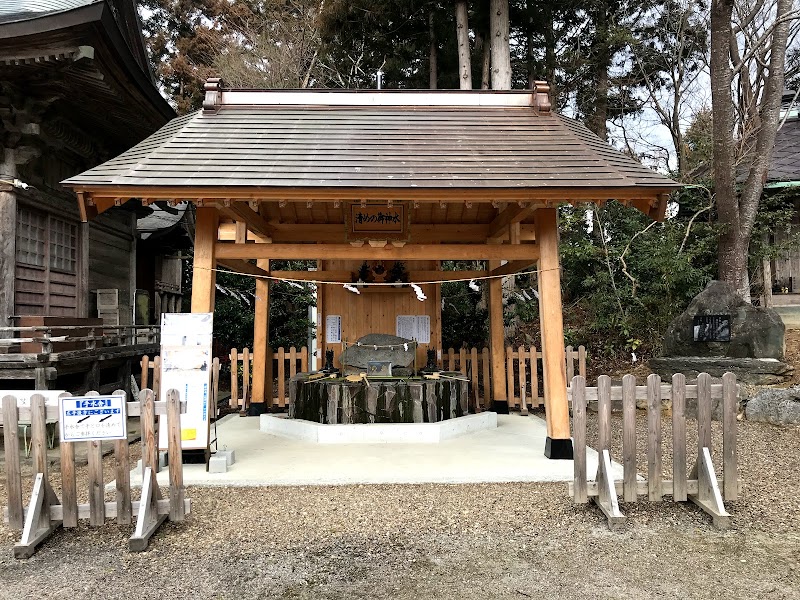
[119,413,623,488]
[260,412,497,443]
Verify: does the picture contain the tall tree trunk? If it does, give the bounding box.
[455,1,472,89]
[711,0,740,291]
[543,2,557,104]
[490,0,511,89]
[586,5,610,140]
[476,30,491,89]
[429,12,438,90]
[715,0,793,300]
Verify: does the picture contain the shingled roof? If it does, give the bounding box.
[63,84,679,215]
[768,117,800,183]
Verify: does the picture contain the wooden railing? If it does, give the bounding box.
[0,324,160,356]
[0,389,189,558]
[569,372,739,530]
[229,344,586,411]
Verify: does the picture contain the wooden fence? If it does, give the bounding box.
[229,345,586,411]
[1,388,189,558]
[569,372,739,530]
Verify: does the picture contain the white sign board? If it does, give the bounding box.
[396,315,431,344]
[59,395,127,442]
[326,315,342,343]
[158,312,213,451]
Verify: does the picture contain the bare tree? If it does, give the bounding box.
[456,1,473,89]
[630,0,708,177]
[213,0,325,89]
[711,0,800,299]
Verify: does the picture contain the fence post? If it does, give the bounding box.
[518,346,528,416]
[646,374,662,501]
[141,356,150,390]
[112,388,132,526]
[505,346,514,408]
[448,348,455,371]
[230,348,239,409]
[672,373,687,502]
[578,345,587,378]
[572,375,587,504]
[167,389,185,521]
[289,346,297,379]
[469,347,479,410]
[565,345,574,381]
[2,395,23,530]
[242,347,251,409]
[697,372,712,454]
[530,346,539,407]
[722,372,738,501]
[83,391,105,527]
[622,374,637,503]
[301,346,308,373]
[277,347,286,406]
[481,347,490,409]
[597,375,611,451]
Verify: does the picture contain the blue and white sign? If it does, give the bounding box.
[59,394,127,442]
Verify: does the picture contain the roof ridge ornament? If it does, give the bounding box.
[532,80,551,115]
[203,78,223,113]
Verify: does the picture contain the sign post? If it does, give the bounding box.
[157,313,214,466]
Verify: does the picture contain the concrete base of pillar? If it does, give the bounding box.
[491,400,509,414]
[544,436,574,460]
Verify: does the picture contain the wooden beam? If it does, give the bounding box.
[217,258,268,278]
[216,202,274,242]
[489,259,536,278]
[217,222,499,244]
[73,185,678,204]
[535,208,571,457]
[216,243,541,261]
[487,204,538,239]
[191,207,219,313]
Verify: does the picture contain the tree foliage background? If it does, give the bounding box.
[146,1,800,369]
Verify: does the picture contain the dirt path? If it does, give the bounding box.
[0,413,798,599]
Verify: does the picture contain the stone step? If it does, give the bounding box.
[773,306,800,329]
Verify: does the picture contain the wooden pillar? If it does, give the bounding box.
[251,248,270,408]
[190,207,218,313]
[316,259,324,370]
[488,251,508,412]
[0,148,17,329]
[535,207,572,458]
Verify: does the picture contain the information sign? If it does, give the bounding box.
[158,312,213,451]
[59,394,127,442]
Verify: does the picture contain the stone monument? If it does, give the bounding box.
[338,333,417,375]
[650,280,792,384]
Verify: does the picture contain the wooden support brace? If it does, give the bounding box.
[13,473,62,559]
[129,466,167,552]
[687,447,731,530]
[593,449,626,531]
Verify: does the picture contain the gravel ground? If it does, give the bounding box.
[0,413,798,600]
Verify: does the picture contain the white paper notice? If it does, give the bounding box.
[415,315,431,344]
[326,315,342,343]
[158,312,213,451]
[396,315,431,343]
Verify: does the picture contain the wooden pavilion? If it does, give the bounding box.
[63,79,680,458]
